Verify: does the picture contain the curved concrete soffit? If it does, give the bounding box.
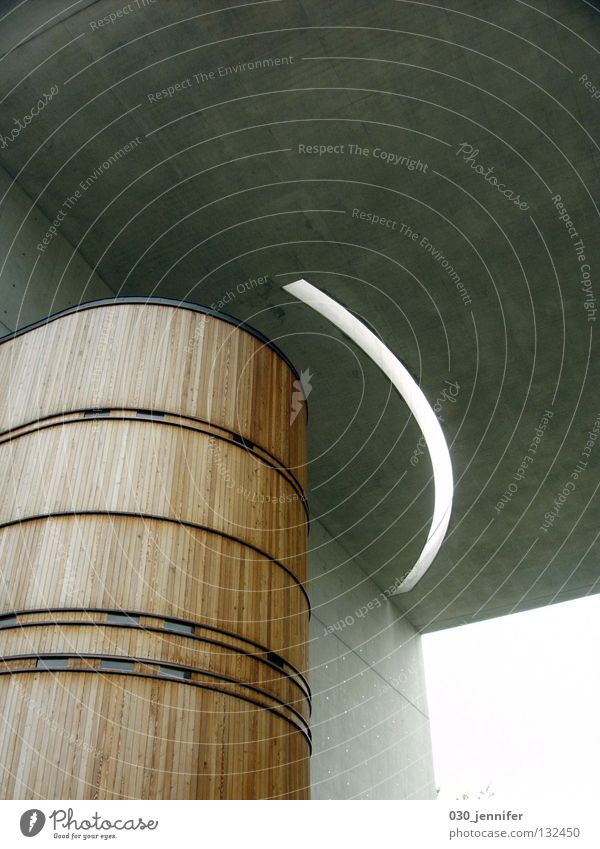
[283,278,453,594]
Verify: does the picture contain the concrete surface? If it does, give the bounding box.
[0,164,112,330]
[310,520,435,799]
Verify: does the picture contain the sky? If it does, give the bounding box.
[422,593,600,802]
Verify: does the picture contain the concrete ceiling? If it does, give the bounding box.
[1,0,599,632]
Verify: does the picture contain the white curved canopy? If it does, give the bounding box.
[283,278,453,593]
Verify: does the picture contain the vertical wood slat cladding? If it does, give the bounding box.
[0,623,310,723]
[0,675,308,800]
[0,303,307,490]
[0,420,307,571]
[0,517,309,673]
[0,301,309,799]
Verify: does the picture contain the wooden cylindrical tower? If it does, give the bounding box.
[0,299,310,799]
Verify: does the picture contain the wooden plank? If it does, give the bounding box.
[0,302,309,799]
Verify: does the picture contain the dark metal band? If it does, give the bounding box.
[0,654,312,751]
[0,511,311,615]
[0,409,310,523]
[0,296,304,389]
[0,613,311,706]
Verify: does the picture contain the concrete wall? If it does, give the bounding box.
[0,165,112,333]
[309,520,436,799]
